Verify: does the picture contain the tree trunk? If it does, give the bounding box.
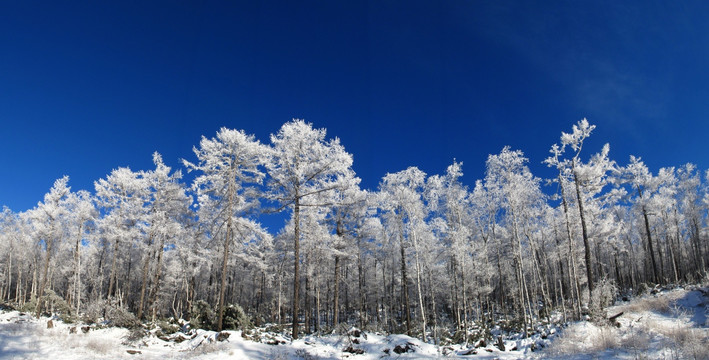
[73,225,82,315]
[399,218,412,336]
[560,173,582,318]
[149,236,166,322]
[333,255,340,327]
[573,168,594,306]
[36,239,53,318]
[217,218,232,332]
[6,245,12,302]
[107,237,120,298]
[411,230,427,341]
[292,195,301,339]
[357,237,365,328]
[137,246,154,320]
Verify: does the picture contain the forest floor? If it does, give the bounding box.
[1,286,707,359]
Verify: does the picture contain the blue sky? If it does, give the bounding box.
[2,1,708,215]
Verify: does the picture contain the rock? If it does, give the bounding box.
[81,326,90,333]
[126,349,142,355]
[173,334,187,343]
[393,343,415,354]
[343,346,365,354]
[69,327,77,334]
[460,348,477,355]
[495,336,505,351]
[475,339,486,348]
[216,331,230,342]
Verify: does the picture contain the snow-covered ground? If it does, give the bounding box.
[1,287,707,359]
[541,286,709,359]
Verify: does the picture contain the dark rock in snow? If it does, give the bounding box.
[126,349,142,355]
[174,334,187,343]
[81,326,90,333]
[475,339,486,348]
[495,336,505,351]
[460,348,477,355]
[393,342,416,354]
[69,327,77,334]
[216,331,230,342]
[343,346,365,354]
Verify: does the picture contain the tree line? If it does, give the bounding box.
[0,119,707,342]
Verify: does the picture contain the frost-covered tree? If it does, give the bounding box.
[27,176,72,318]
[95,167,149,301]
[265,119,355,339]
[378,167,431,338]
[183,128,268,331]
[64,189,96,315]
[484,147,546,336]
[621,156,662,283]
[546,119,615,306]
[134,152,192,321]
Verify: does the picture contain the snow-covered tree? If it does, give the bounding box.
[378,166,431,339]
[95,167,149,301]
[546,119,615,307]
[265,119,355,339]
[27,176,72,317]
[183,128,268,331]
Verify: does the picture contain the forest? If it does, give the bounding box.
[0,118,707,344]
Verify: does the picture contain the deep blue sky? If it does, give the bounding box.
[2,1,709,215]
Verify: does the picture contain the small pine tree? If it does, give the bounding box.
[190,300,215,330]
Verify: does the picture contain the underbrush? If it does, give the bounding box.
[545,287,709,360]
[544,322,620,356]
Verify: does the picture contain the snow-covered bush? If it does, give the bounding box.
[84,337,114,354]
[82,298,139,328]
[544,322,619,356]
[189,300,251,331]
[222,303,251,330]
[155,318,181,335]
[590,278,618,319]
[19,289,74,323]
[189,299,215,330]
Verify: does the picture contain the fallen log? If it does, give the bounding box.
[608,311,624,327]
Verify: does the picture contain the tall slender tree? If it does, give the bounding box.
[266,119,355,339]
[183,128,268,331]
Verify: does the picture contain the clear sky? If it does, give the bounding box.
[2,1,709,214]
